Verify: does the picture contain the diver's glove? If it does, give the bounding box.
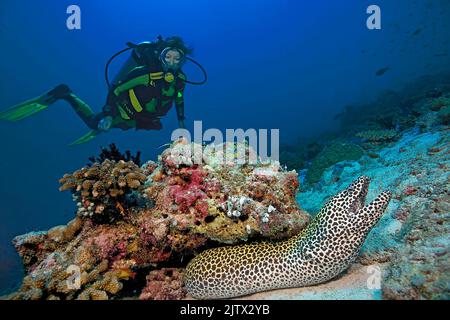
[97,116,113,132]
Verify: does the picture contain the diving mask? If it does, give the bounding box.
[160,47,186,71]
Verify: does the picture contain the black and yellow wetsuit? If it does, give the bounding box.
[60,67,185,132]
[102,66,186,131]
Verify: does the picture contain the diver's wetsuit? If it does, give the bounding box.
[102,66,186,131]
[62,71,185,130]
[59,65,186,131]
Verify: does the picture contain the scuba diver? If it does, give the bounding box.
[0,35,207,145]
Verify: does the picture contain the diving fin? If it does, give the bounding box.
[0,84,72,122]
[0,97,49,122]
[70,130,99,146]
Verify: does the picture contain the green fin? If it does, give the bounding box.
[0,97,49,121]
[70,130,99,146]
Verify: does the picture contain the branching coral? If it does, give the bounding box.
[59,159,147,223]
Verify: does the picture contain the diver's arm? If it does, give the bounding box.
[96,95,119,131]
[175,92,186,129]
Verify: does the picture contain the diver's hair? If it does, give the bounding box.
[160,36,193,55]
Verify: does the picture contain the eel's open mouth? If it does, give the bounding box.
[348,176,370,215]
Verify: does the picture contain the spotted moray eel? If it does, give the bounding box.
[184,176,391,299]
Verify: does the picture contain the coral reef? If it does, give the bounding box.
[139,268,186,300]
[298,127,449,299]
[381,143,449,299]
[292,78,450,300]
[8,76,450,300]
[59,160,147,223]
[10,140,309,300]
[145,139,309,243]
[437,105,450,125]
[334,72,450,135]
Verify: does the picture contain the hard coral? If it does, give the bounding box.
[147,140,310,243]
[59,159,147,223]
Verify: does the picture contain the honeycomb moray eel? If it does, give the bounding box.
[184,176,392,299]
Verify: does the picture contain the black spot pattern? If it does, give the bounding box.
[184,176,392,299]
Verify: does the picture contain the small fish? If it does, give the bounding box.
[412,28,422,36]
[376,67,390,76]
[116,202,127,216]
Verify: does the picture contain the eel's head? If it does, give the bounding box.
[316,176,392,242]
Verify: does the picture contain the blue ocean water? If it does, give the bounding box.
[0,0,449,295]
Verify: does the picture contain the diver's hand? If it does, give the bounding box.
[98,116,113,132]
[178,119,185,129]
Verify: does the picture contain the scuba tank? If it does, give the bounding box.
[107,41,159,88]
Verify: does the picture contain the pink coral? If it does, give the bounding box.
[168,167,209,217]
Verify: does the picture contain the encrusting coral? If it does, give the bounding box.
[10,139,309,300]
[139,268,186,300]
